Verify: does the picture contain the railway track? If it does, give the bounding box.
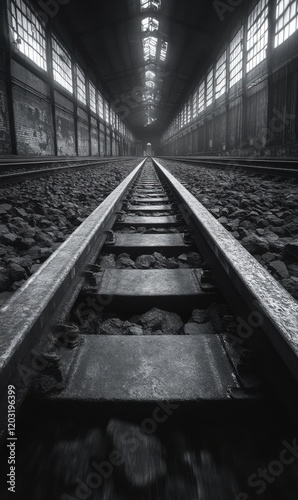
[1,157,298,497]
[0,156,136,185]
[158,156,298,177]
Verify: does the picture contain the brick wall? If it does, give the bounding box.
[13,87,55,156]
[56,107,76,156]
[0,79,11,154]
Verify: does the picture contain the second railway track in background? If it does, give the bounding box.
[1,157,298,497]
[0,157,136,185]
[158,156,298,177]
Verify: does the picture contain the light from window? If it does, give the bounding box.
[145,70,155,80]
[98,91,104,119]
[192,87,199,118]
[186,99,191,123]
[229,27,243,88]
[89,81,97,113]
[275,0,298,47]
[140,0,161,11]
[52,36,73,93]
[160,40,168,61]
[247,0,269,73]
[215,51,226,99]
[8,0,47,70]
[141,17,159,32]
[105,101,110,124]
[206,69,214,107]
[146,80,155,88]
[76,65,86,105]
[143,36,158,61]
[198,80,205,113]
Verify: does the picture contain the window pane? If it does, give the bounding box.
[8,0,47,71]
[275,0,298,47]
[246,0,269,72]
[52,36,73,93]
[229,27,243,88]
[76,64,86,105]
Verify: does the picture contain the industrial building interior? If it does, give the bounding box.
[1,0,298,499]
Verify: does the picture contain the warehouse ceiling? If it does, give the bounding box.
[57,0,233,139]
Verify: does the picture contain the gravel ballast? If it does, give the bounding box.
[161,159,298,301]
[0,160,140,306]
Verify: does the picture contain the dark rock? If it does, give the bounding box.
[13,207,27,217]
[269,260,289,279]
[17,237,36,250]
[135,255,156,269]
[99,254,116,269]
[99,318,133,335]
[9,263,27,281]
[184,322,215,335]
[280,278,298,300]
[0,232,18,246]
[39,248,52,261]
[178,253,188,263]
[135,308,183,335]
[0,245,8,257]
[116,254,136,269]
[288,263,298,278]
[0,291,14,307]
[30,264,42,275]
[261,252,278,264]
[106,419,166,488]
[187,252,203,267]
[153,252,168,268]
[125,325,143,335]
[0,268,11,292]
[167,257,179,269]
[284,240,298,260]
[190,309,209,324]
[241,234,269,255]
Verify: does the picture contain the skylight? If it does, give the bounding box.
[140,0,161,11]
[143,36,158,61]
[160,40,168,61]
[145,80,155,88]
[145,70,155,80]
[141,17,159,32]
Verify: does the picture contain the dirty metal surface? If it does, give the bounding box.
[118,215,181,227]
[97,269,203,297]
[45,335,242,403]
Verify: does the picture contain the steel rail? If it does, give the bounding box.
[0,157,140,185]
[157,156,298,177]
[0,158,146,435]
[153,157,298,382]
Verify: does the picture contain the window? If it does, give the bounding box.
[145,70,155,80]
[215,51,226,99]
[140,0,161,11]
[105,101,110,124]
[275,0,298,47]
[98,91,104,119]
[206,69,214,107]
[198,80,205,113]
[76,65,86,104]
[8,0,47,70]
[229,27,243,88]
[247,0,269,72]
[52,36,73,93]
[192,87,199,119]
[186,99,191,123]
[141,17,159,32]
[160,40,168,61]
[89,81,96,113]
[143,36,158,61]
[146,80,155,88]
